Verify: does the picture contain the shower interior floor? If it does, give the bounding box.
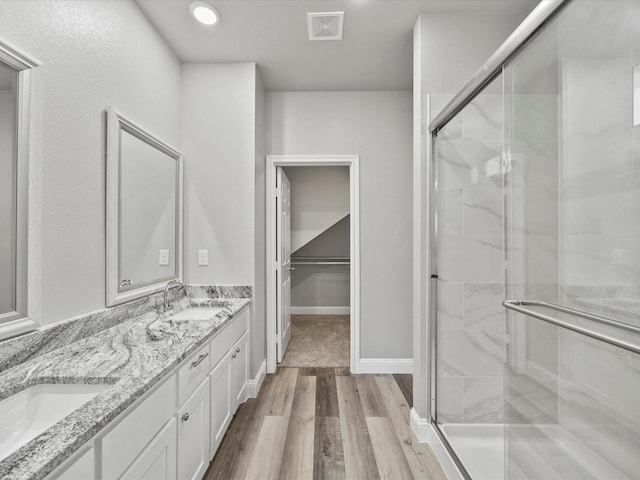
[440,423,631,480]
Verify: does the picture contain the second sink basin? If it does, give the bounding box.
[169,306,226,321]
[0,383,110,461]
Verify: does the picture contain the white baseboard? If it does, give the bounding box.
[410,412,465,480]
[245,359,266,398]
[291,306,350,315]
[410,408,432,443]
[357,358,413,374]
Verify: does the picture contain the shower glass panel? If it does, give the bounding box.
[434,73,506,480]
[504,1,640,478]
[433,1,640,478]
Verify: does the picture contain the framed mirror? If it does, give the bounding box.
[0,40,39,341]
[106,107,183,307]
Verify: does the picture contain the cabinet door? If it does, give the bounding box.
[120,418,177,480]
[231,331,249,412]
[209,351,233,458]
[52,446,94,480]
[177,379,210,480]
[100,376,176,480]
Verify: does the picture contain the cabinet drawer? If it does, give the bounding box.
[178,342,210,406]
[233,308,250,342]
[209,323,234,369]
[101,376,176,480]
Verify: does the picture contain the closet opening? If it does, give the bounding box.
[265,155,360,374]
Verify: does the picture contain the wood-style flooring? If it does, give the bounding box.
[204,368,446,480]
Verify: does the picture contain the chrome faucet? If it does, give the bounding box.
[162,279,186,312]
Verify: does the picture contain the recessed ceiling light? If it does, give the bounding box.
[190,2,220,26]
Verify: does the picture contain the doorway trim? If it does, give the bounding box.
[266,154,360,374]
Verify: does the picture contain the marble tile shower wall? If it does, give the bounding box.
[560,55,640,312]
[504,88,561,426]
[553,48,640,478]
[434,91,508,424]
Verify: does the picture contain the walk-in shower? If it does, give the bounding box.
[429,0,640,478]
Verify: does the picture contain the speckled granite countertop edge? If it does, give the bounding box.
[0,297,251,480]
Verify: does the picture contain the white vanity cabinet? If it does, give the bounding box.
[231,331,249,411]
[207,307,250,459]
[208,350,233,458]
[45,305,251,480]
[100,376,177,480]
[120,418,177,480]
[53,447,94,480]
[178,342,210,406]
[177,378,210,480]
[176,340,213,480]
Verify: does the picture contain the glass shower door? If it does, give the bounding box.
[503,1,640,478]
[433,73,507,480]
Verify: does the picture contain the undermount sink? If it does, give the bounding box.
[169,306,226,321]
[0,383,109,461]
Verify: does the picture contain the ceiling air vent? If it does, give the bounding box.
[307,12,344,41]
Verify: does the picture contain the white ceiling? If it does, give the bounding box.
[136,0,538,91]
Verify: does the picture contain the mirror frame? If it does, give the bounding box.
[105,107,183,307]
[0,39,40,341]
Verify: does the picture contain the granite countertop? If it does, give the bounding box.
[0,296,251,480]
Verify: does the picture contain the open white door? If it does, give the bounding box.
[276,167,292,363]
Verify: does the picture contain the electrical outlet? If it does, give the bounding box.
[159,249,170,266]
[198,250,209,266]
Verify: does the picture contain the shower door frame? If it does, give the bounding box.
[425,1,572,478]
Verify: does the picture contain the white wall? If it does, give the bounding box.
[0,0,182,326]
[284,166,350,252]
[182,63,265,376]
[0,89,15,314]
[182,64,256,285]
[420,13,530,94]
[284,166,350,310]
[267,91,413,359]
[254,70,266,374]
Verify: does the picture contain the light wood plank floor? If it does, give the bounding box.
[204,368,446,480]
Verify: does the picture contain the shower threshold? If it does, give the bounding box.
[440,423,631,480]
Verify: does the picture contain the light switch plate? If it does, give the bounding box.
[159,249,170,266]
[198,249,209,266]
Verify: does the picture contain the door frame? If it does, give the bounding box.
[266,154,360,374]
